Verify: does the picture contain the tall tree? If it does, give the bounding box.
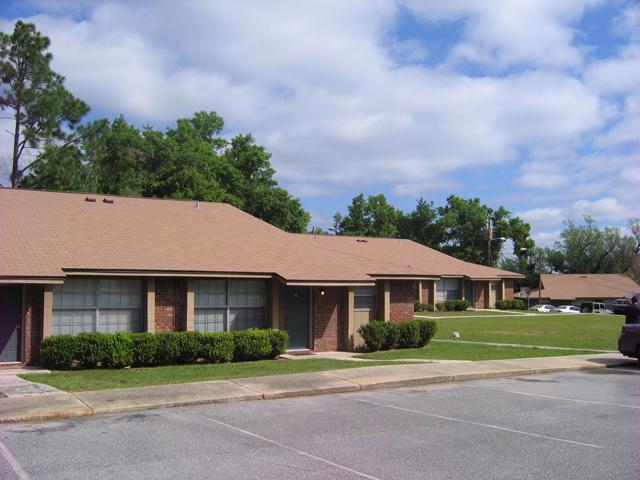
[333,193,400,237]
[437,195,510,265]
[546,216,638,277]
[21,111,311,233]
[0,21,88,187]
[397,198,442,248]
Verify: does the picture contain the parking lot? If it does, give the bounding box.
[1,365,639,480]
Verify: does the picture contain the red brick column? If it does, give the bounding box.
[421,283,432,305]
[313,287,344,351]
[155,279,186,332]
[23,285,44,365]
[474,282,487,309]
[504,279,514,300]
[390,281,415,322]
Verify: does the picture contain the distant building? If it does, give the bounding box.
[516,273,640,306]
[1,189,522,364]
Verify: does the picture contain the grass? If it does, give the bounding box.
[356,342,595,361]
[431,313,623,350]
[415,310,526,317]
[20,358,404,392]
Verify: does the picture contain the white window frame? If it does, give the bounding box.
[194,279,266,333]
[354,286,376,310]
[52,278,142,335]
[437,278,460,301]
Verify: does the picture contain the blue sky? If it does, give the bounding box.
[1,1,639,250]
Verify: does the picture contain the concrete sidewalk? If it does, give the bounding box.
[0,353,633,423]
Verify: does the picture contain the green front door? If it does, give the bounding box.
[285,287,310,349]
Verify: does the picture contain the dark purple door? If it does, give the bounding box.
[0,286,22,362]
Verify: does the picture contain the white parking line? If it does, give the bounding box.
[198,414,382,480]
[351,398,604,449]
[0,439,30,480]
[462,385,640,410]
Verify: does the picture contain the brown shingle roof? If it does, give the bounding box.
[0,189,523,283]
[538,274,640,300]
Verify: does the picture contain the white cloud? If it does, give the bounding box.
[516,207,565,226]
[532,230,563,247]
[406,0,600,69]
[1,0,638,242]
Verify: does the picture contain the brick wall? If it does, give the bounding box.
[23,285,43,365]
[390,281,414,322]
[421,283,432,305]
[313,287,344,351]
[504,279,514,300]
[155,279,186,332]
[474,281,487,309]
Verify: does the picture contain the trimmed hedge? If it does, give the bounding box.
[435,299,471,311]
[414,302,435,312]
[358,319,437,352]
[40,329,289,370]
[495,299,525,310]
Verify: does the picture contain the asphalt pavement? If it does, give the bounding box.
[1,365,638,480]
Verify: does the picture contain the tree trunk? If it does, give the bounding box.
[11,106,21,188]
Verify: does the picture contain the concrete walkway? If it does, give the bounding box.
[431,338,617,353]
[0,353,633,423]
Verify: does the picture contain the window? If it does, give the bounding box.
[355,286,376,310]
[52,278,142,335]
[194,279,266,333]
[436,278,460,301]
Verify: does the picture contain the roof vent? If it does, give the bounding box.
[195,200,200,209]
[102,198,114,204]
[356,239,368,243]
[85,197,96,202]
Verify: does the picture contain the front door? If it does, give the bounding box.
[0,285,22,363]
[464,280,474,305]
[285,286,310,350]
[488,281,498,309]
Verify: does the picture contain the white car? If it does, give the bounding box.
[528,304,555,312]
[550,305,581,314]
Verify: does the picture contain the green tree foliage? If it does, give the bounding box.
[0,21,89,187]
[397,198,442,249]
[22,111,310,232]
[334,193,534,267]
[545,216,639,277]
[332,193,400,237]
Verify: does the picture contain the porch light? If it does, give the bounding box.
[320,289,325,296]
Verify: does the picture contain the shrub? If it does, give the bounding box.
[76,332,108,368]
[511,299,525,310]
[102,333,134,368]
[200,332,235,363]
[233,330,273,361]
[39,328,290,370]
[40,335,79,370]
[436,302,446,311]
[423,303,435,312]
[495,299,526,310]
[177,331,203,364]
[443,299,470,311]
[397,321,421,348]
[358,321,389,352]
[269,329,289,357]
[155,332,182,365]
[414,301,428,312]
[131,333,160,366]
[414,319,437,347]
[382,321,400,350]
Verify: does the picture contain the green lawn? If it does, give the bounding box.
[20,359,404,392]
[356,342,594,361]
[415,310,527,317]
[431,313,623,350]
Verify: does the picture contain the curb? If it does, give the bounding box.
[1,357,630,424]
